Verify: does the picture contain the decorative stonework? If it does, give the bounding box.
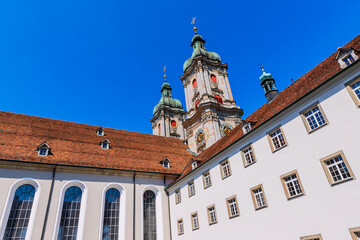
[220,123,233,137]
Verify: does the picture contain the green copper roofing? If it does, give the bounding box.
[153,79,185,116]
[259,66,273,82]
[183,33,221,72]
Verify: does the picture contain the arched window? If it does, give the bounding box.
[192,79,197,88]
[211,74,217,83]
[143,190,156,240]
[3,184,35,239]
[158,124,161,132]
[195,99,200,109]
[103,188,120,240]
[171,120,177,127]
[214,95,223,104]
[58,186,83,239]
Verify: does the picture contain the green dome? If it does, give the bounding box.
[183,33,221,72]
[259,66,273,82]
[153,80,185,116]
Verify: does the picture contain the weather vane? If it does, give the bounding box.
[163,66,167,82]
[191,17,197,33]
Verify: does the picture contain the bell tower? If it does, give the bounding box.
[180,26,243,153]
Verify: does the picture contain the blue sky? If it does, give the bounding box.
[0,0,359,134]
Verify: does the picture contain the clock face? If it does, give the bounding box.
[221,123,233,136]
[195,129,205,146]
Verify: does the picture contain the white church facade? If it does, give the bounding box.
[0,28,359,240]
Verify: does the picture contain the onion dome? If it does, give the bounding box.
[183,31,221,72]
[259,66,274,82]
[153,77,185,116]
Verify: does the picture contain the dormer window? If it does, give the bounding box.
[242,121,252,134]
[191,160,198,170]
[101,139,110,149]
[97,127,104,136]
[336,48,359,69]
[343,55,355,66]
[160,157,171,168]
[37,142,51,156]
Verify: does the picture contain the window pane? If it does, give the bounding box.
[58,186,82,240]
[143,190,156,240]
[103,188,120,240]
[4,184,35,240]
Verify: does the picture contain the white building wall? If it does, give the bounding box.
[168,66,360,239]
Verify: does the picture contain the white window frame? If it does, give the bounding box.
[267,126,288,152]
[0,178,41,240]
[188,180,195,197]
[177,219,184,235]
[250,184,268,210]
[97,127,105,136]
[101,139,110,150]
[191,212,199,230]
[226,196,239,218]
[219,159,231,179]
[345,76,360,108]
[207,205,217,225]
[300,102,328,133]
[191,161,197,170]
[202,171,212,189]
[175,189,181,204]
[38,147,49,156]
[241,144,256,167]
[98,183,127,240]
[280,170,305,200]
[52,180,88,240]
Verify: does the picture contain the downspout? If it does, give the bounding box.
[133,173,136,240]
[40,165,57,240]
[165,176,173,240]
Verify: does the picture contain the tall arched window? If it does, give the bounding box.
[192,79,197,88]
[143,190,156,240]
[211,74,217,83]
[58,186,83,239]
[103,188,120,240]
[3,184,35,239]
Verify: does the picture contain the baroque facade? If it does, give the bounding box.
[0,30,360,240]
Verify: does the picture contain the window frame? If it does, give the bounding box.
[206,204,218,225]
[202,170,212,189]
[320,150,355,186]
[175,188,181,204]
[191,212,199,231]
[177,218,184,235]
[349,227,360,240]
[241,144,257,167]
[300,102,329,133]
[280,170,305,200]
[187,180,196,197]
[219,158,232,179]
[250,184,268,210]
[300,233,323,240]
[345,75,360,108]
[225,195,240,219]
[267,126,288,152]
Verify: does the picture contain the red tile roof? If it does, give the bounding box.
[0,111,193,174]
[171,34,360,184]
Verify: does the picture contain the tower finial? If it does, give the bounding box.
[259,63,265,73]
[163,66,167,82]
[191,17,197,33]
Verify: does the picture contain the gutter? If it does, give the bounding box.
[166,59,360,191]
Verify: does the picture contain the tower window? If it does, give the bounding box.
[214,95,223,104]
[211,74,217,83]
[192,79,197,88]
[195,99,200,109]
[171,120,177,127]
[97,127,104,136]
[158,123,161,132]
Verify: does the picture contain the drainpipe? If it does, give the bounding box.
[133,173,136,240]
[165,176,173,240]
[40,165,57,240]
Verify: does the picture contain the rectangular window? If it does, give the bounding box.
[207,205,217,225]
[188,180,195,197]
[226,196,239,218]
[267,127,287,152]
[349,227,360,240]
[220,159,231,179]
[343,55,355,66]
[241,144,256,167]
[280,170,305,200]
[177,219,184,235]
[250,184,268,210]
[300,234,323,240]
[301,104,328,132]
[175,189,181,204]
[320,150,354,185]
[191,212,199,230]
[202,171,212,189]
[346,76,360,107]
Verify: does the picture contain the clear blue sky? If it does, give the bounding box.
[0,0,359,134]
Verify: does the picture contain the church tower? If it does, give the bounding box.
[180,27,243,153]
[259,66,279,102]
[151,74,186,139]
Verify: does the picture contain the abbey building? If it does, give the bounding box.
[0,28,360,240]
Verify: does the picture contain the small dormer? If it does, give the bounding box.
[37,142,51,156]
[97,127,105,136]
[191,160,198,170]
[336,47,359,69]
[242,121,253,134]
[100,139,110,150]
[160,157,171,168]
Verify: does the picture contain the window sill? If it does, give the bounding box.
[272,144,287,153]
[221,174,231,180]
[229,214,240,219]
[307,122,328,134]
[244,161,256,168]
[287,192,305,201]
[203,185,212,190]
[255,205,268,211]
[209,221,217,226]
[330,176,355,186]
[192,228,199,231]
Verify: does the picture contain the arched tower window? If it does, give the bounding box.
[143,190,156,240]
[58,186,83,239]
[171,120,177,127]
[3,184,35,239]
[158,124,161,132]
[214,95,223,104]
[195,99,200,109]
[103,188,121,239]
[211,74,217,83]
[192,79,197,88]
